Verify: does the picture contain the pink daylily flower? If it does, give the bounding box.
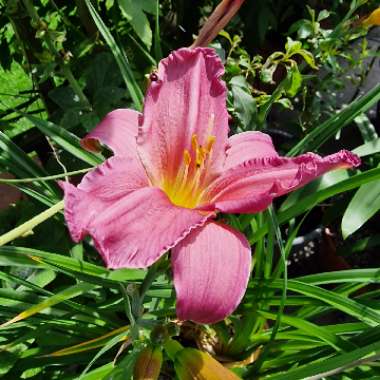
[60,48,360,324]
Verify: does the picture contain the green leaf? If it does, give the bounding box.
[342,173,380,238]
[0,131,58,198]
[296,49,317,69]
[353,138,380,157]
[288,83,380,156]
[0,246,146,285]
[104,345,143,379]
[79,363,114,380]
[252,168,380,244]
[289,20,314,39]
[354,113,379,142]
[265,280,380,327]
[79,331,136,379]
[260,64,277,84]
[25,115,102,166]
[85,0,144,110]
[257,310,355,351]
[280,170,350,211]
[1,282,96,328]
[140,0,156,14]
[153,0,162,61]
[296,269,380,285]
[317,9,330,22]
[285,37,302,55]
[118,0,153,49]
[275,98,293,110]
[230,76,257,130]
[263,341,380,380]
[285,64,302,97]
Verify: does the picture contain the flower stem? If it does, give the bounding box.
[0,200,64,247]
[0,168,91,183]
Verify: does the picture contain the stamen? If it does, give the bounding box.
[195,146,205,167]
[205,135,216,153]
[183,149,191,166]
[163,132,217,208]
[191,134,198,153]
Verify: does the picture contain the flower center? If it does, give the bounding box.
[163,133,216,208]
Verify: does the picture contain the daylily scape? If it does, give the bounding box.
[61,47,360,324]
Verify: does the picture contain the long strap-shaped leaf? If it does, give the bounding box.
[25,115,102,166]
[257,310,356,352]
[265,280,380,327]
[47,325,129,357]
[0,282,96,328]
[251,167,380,243]
[84,0,144,110]
[288,83,380,156]
[263,340,380,380]
[0,131,59,198]
[0,246,146,284]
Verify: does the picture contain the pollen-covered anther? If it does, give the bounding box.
[190,133,216,169]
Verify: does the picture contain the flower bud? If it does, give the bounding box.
[191,0,245,48]
[133,346,163,380]
[174,348,240,380]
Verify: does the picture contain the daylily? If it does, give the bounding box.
[61,47,360,324]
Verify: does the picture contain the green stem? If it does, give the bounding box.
[0,200,64,247]
[227,312,259,355]
[0,168,92,183]
[139,260,161,304]
[120,284,138,340]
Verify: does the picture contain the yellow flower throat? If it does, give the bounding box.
[163,134,216,209]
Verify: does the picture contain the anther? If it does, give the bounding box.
[196,146,205,167]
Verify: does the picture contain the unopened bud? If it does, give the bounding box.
[133,346,163,380]
[174,348,240,380]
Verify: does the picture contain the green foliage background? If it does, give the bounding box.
[0,0,380,379]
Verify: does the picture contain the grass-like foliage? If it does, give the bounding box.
[0,0,380,379]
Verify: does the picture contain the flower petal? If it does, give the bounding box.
[60,155,149,241]
[60,181,106,242]
[137,48,229,185]
[203,150,360,214]
[78,155,149,200]
[172,221,251,324]
[81,109,141,157]
[88,187,212,269]
[224,131,278,171]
